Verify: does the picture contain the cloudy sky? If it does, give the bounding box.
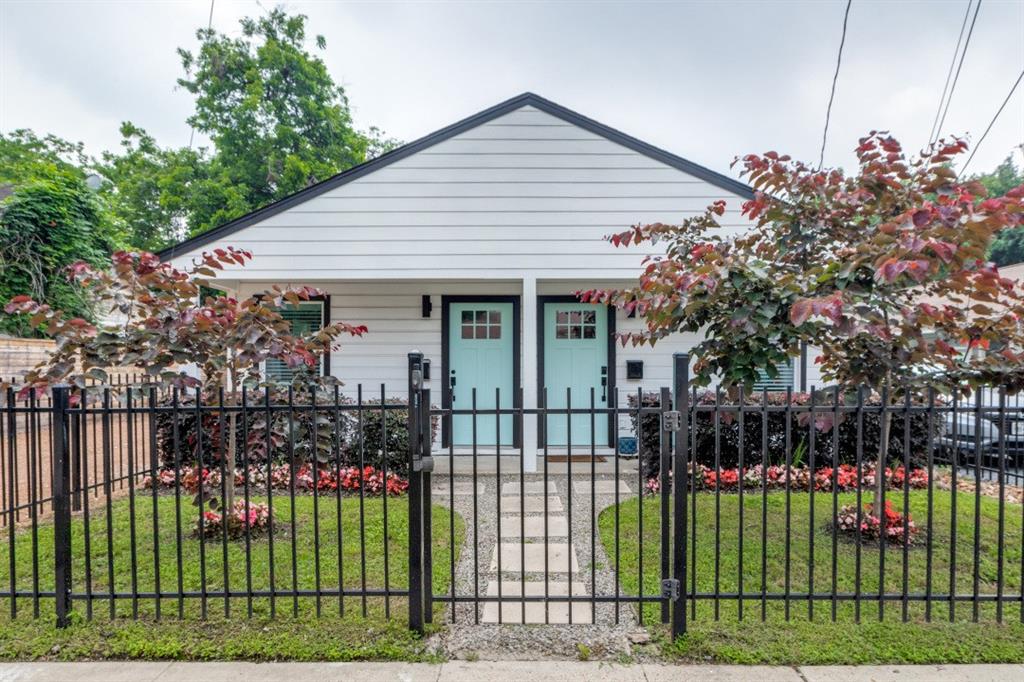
[1,0,1022,180]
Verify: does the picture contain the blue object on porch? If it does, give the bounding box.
[618,436,638,455]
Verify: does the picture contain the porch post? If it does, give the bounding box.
[521,276,538,472]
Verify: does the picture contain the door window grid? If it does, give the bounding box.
[555,309,597,339]
[460,309,502,339]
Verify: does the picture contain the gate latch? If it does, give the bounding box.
[662,411,682,432]
[661,578,680,601]
[413,456,434,473]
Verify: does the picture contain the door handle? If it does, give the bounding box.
[600,366,608,402]
[449,370,456,402]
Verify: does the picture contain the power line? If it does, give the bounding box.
[188,0,216,150]
[933,0,982,146]
[928,0,973,146]
[958,68,1024,177]
[819,0,853,170]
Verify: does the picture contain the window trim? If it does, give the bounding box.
[262,294,331,381]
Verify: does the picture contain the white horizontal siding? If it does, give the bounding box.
[252,211,746,227]
[804,346,827,390]
[420,138,633,156]
[361,167,687,182]
[466,108,575,126]
[221,241,651,256]
[327,182,725,198]
[169,104,749,280]
[388,153,668,168]
[294,197,733,212]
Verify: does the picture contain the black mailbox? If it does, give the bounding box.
[626,360,643,380]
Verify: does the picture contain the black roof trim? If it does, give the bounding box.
[158,92,753,260]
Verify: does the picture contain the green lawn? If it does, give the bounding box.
[0,493,463,661]
[599,490,1024,664]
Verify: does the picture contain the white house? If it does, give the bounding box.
[159,93,816,470]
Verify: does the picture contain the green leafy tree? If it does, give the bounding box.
[0,170,120,337]
[0,129,93,185]
[99,123,210,251]
[176,8,379,235]
[583,134,1024,518]
[980,154,1024,266]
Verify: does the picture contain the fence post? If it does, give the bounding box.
[659,386,672,624]
[51,384,73,628]
[420,388,433,624]
[671,354,689,640]
[407,352,425,634]
[70,400,82,513]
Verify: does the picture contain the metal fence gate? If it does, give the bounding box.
[404,352,688,636]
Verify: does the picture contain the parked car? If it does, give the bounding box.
[937,390,1024,460]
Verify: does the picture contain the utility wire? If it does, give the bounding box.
[188,0,216,150]
[933,0,982,146]
[928,0,974,146]
[958,68,1024,178]
[819,0,853,170]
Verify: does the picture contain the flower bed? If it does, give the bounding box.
[835,499,920,545]
[644,463,929,495]
[194,500,272,539]
[142,463,409,497]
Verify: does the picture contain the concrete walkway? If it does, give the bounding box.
[428,472,646,659]
[0,661,1022,681]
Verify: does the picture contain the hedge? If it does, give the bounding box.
[628,389,943,479]
[154,390,437,476]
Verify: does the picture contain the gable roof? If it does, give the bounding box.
[158,92,754,261]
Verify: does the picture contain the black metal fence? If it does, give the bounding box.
[1,380,422,625]
[416,353,1024,637]
[1,352,1022,640]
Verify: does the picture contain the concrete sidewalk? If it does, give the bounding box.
[0,661,1022,681]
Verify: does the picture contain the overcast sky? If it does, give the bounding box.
[1,0,1022,181]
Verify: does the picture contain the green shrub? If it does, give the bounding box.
[341,398,438,476]
[629,389,942,479]
[154,391,437,477]
[154,387,346,470]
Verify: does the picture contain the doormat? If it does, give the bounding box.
[546,455,607,463]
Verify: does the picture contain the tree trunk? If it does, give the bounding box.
[872,385,892,519]
[225,412,237,511]
[222,368,237,512]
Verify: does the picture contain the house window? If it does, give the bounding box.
[461,309,502,339]
[752,359,795,391]
[265,300,326,382]
[555,310,596,340]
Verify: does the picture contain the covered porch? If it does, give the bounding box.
[212,276,694,472]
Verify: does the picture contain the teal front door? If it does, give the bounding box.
[448,302,515,446]
[543,302,609,447]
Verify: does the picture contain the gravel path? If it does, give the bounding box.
[425,468,658,661]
